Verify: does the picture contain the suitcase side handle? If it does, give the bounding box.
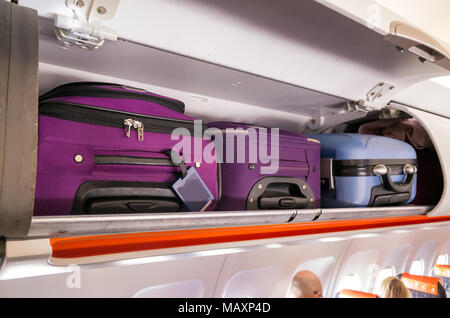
[246,177,316,210]
[259,196,309,210]
[373,164,417,193]
[72,181,183,214]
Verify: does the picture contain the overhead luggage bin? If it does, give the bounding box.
[1,0,448,238]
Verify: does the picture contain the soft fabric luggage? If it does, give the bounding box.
[207,122,321,211]
[309,133,417,208]
[34,82,219,216]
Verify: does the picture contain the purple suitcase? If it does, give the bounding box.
[207,122,320,211]
[34,82,219,216]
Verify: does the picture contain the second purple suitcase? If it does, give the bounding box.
[34,82,220,216]
[207,122,320,211]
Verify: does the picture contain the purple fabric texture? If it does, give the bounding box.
[34,84,218,216]
[208,122,321,211]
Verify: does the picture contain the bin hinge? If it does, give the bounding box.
[55,0,120,50]
[361,81,397,110]
[306,100,370,132]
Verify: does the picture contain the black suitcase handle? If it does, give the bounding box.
[246,177,316,210]
[373,164,417,193]
[87,199,181,214]
[72,181,183,214]
[259,196,309,209]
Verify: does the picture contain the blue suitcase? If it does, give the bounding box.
[308,134,417,208]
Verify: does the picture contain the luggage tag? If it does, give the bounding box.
[168,151,214,212]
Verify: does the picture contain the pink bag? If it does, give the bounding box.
[358,118,432,150]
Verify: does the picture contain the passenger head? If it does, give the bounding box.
[379,277,411,298]
[289,270,323,298]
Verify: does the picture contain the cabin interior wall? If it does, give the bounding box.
[1,224,449,297]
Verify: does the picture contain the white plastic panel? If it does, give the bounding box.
[0,251,225,297]
[380,244,411,275]
[410,239,441,276]
[214,241,346,298]
[223,266,281,298]
[1,222,450,297]
[132,280,204,298]
[393,77,450,118]
[334,249,379,294]
[22,0,448,109]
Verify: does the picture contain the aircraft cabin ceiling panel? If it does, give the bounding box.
[20,0,449,111]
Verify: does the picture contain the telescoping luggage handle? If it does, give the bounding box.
[246,177,316,210]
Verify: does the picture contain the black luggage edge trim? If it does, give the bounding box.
[71,181,183,215]
[334,159,418,167]
[39,100,206,135]
[40,84,185,114]
[333,159,417,177]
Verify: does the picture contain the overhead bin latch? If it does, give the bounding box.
[55,0,120,50]
[385,21,450,71]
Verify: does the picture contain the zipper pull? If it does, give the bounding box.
[124,118,134,138]
[133,120,144,141]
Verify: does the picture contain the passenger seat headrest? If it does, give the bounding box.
[400,273,443,295]
[434,265,450,278]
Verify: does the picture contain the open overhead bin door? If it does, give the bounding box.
[20,0,449,110]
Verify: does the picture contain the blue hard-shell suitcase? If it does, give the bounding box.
[308,134,417,208]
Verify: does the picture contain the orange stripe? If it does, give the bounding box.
[50,215,450,259]
[401,273,443,295]
[339,289,378,298]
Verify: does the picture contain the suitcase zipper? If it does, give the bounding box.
[124,118,145,141]
[40,100,204,140]
[40,83,185,114]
